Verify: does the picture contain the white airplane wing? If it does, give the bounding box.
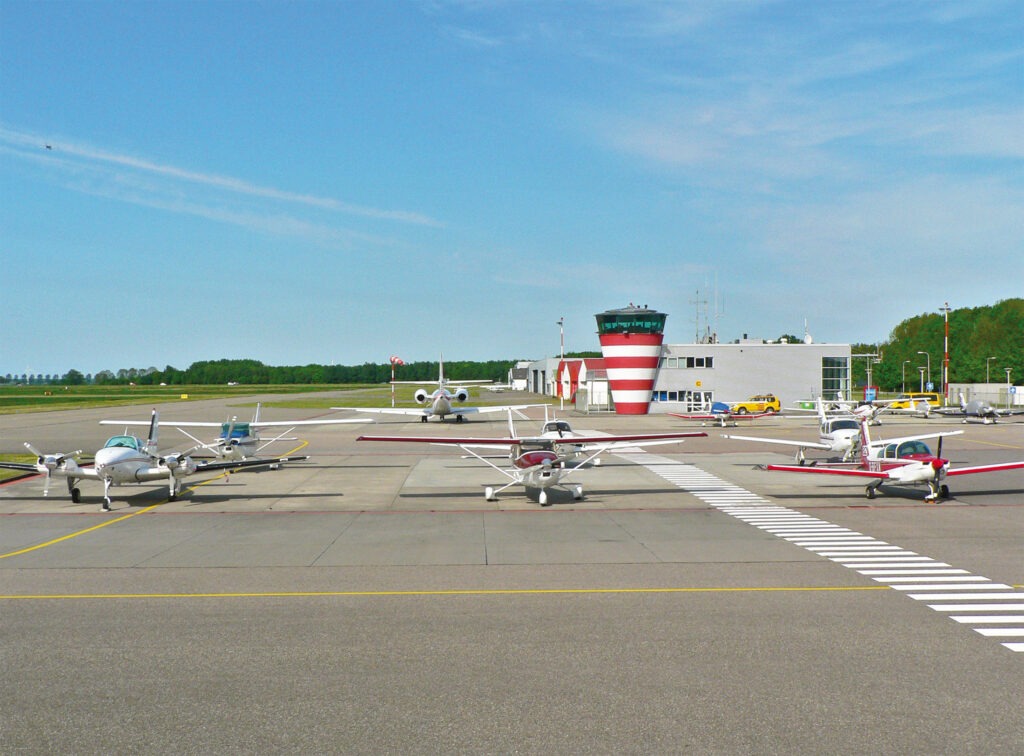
[723,434,834,451]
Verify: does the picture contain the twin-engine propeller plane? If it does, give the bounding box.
[759,417,1024,502]
[100,403,369,462]
[0,411,307,511]
[358,412,706,505]
[334,357,542,423]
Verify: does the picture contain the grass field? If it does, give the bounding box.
[0,384,556,414]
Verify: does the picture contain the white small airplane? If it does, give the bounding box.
[334,357,543,423]
[759,417,1024,502]
[0,411,307,511]
[100,403,370,462]
[931,392,1024,424]
[726,399,864,463]
[358,412,706,506]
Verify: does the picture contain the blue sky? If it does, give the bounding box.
[2,1,1021,377]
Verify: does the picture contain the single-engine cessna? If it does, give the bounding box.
[358,413,705,505]
[334,357,542,423]
[759,417,1024,502]
[100,403,369,462]
[0,410,306,511]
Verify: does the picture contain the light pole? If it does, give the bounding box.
[917,351,931,390]
[986,356,996,384]
[1006,368,1013,410]
[918,366,926,392]
[902,360,910,394]
[557,317,565,410]
[939,302,951,402]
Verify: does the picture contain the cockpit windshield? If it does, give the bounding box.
[830,419,860,432]
[103,435,141,450]
[220,423,251,439]
[543,421,573,435]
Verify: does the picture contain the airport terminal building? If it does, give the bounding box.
[529,337,852,414]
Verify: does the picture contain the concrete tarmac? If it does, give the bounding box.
[1,394,1022,753]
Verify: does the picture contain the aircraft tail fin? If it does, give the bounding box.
[146,409,159,451]
[858,418,872,468]
[507,408,518,439]
[253,402,262,424]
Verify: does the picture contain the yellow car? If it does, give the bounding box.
[888,392,941,410]
[730,394,781,414]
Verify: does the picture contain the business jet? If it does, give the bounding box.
[334,357,542,423]
[100,403,369,462]
[759,417,1024,502]
[0,411,306,511]
[358,413,705,506]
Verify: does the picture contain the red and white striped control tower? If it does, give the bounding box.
[594,305,667,415]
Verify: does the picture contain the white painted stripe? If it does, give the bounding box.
[605,368,658,381]
[908,592,1023,600]
[829,556,933,563]
[847,563,951,570]
[607,390,653,403]
[872,576,987,583]
[897,583,1007,591]
[950,616,1024,623]
[601,345,663,358]
[974,628,1024,637]
[858,568,963,575]
[1001,643,1024,651]
[929,604,1024,611]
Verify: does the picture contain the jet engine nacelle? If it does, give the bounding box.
[414,389,430,404]
[453,388,470,403]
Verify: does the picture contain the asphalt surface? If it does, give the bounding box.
[1,393,1022,754]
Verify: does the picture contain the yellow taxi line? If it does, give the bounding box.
[0,585,894,601]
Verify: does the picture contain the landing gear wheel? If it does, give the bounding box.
[70,487,81,503]
[865,485,877,500]
[456,415,464,423]
[572,486,583,501]
[939,484,949,499]
[539,490,550,506]
[484,486,495,502]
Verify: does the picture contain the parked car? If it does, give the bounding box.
[730,394,781,414]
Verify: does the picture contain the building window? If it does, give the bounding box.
[822,356,850,398]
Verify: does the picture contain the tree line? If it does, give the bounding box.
[1,359,524,387]
[4,299,1021,391]
[849,298,1023,391]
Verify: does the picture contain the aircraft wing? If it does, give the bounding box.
[100,419,223,428]
[332,407,431,417]
[194,455,310,473]
[864,429,963,449]
[764,463,889,479]
[358,435,521,446]
[0,460,46,472]
[530,432,707,446]
[251,419,371,428]
[946,460,1024,477]
[723,434,834,451]
[450,404,546,416]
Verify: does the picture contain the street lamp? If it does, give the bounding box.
[986,356,996,384]
[557,317,565,409]
[939,302,951,402]
[917,351,931,390]
[918,366,926,392]
[902,360,911,394]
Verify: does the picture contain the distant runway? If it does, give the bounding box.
[1,396,1022,753]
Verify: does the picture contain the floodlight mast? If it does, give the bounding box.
[939,302,951,404]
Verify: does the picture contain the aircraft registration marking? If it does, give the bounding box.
[622,450,1024,653]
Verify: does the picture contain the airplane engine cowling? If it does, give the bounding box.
[414,389,429,404]
[454,388,470,403]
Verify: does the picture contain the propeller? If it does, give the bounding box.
[23,442,80,496]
